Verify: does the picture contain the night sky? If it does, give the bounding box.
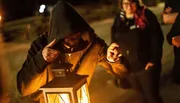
[1,0,105,21]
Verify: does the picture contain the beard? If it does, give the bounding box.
[63,39,80,52]
[63,38,88,53]
[64,40,79,48]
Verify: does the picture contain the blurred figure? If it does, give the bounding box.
[162,0,180,24]
[0,65,10,103]
[24,24,30,40]
[0,14,10,103]
[0,43,10,103]
[111,0,164,103]
[164,0,180,84]
[17,0,128,103]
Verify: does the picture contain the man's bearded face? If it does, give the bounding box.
[63,32,81,48]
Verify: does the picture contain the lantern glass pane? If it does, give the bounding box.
[47,93,71,103]
[77,84,90,103]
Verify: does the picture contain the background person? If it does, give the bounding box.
[111,0,164,103]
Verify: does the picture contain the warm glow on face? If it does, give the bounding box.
[0,15,1,21]
[47,93,70,103]
[122,0,137,15]
[63,32,81,48]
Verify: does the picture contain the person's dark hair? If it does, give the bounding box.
[119,0,147,29]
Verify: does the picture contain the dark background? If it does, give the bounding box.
[1,0,166,22]
[1,0,113,22]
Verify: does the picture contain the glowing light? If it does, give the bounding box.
[40,74,91,103]
[59,94,70,103]
[47,93,70,103]
[39,9,44,13]
[46,84,90,103]
[39,4,46,13]
[40,4,46,9]
[77,84,90,103]
[0,15,2,21]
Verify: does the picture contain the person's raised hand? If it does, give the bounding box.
[42,39,60,62]
[164,7,172,14]
[107,43,122,62]
[145,62,154,70]
[172,36,180,48]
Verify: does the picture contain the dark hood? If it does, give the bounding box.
[48,0,94,43]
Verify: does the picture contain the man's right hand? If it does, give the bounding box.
[107,43,122,62]
[164,7,172,14]
[42,39,60,62]
[162,7,178,24]
[172,36,180,48]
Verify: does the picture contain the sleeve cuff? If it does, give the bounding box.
[34,50,49,72]
[106,58,120,63]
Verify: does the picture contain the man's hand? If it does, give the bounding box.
[162,7,178,24]
[172,39,180,48]
[107,43,122,62]
[145,62,154,70]
[172,36,180,48]
[42,39,60,62]
[163,12,178,24]
[164,7,172,14]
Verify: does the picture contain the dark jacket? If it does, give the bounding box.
[111,8,164,72]
[17,0,127,102]
[166,13,180,71]
[167,13,180,45]
[164,0,180,12]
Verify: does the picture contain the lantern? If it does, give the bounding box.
[40,71,91,103]
[0,14,2,21]
[0,13,2,29]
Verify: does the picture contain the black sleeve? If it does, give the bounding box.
[146,9,164,64]
[167,13,180,45]
[111,12,127,43]
[164,1,169,10]
[17,33,49,94]
[111,15,119,43]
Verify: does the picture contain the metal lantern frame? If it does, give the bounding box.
[40,73,90,103]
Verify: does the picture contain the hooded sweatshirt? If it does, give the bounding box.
[48,0,94,43]
[17,0,127,102]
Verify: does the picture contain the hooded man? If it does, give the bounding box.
[17,0,127,102]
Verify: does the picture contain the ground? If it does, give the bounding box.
[0,3,180,103]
